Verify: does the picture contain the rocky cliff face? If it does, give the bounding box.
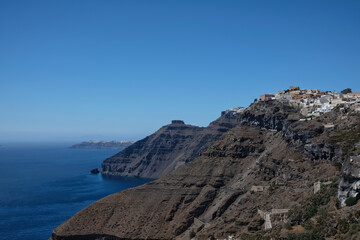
[51,101,360,240]
[101,108,244,179]
[338,155,360,206]
[240,101,360,165]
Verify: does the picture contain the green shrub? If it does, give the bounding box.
[303,205,317,220]
[328,123,360,161]
[339,218,350,234]
[284,222,293,230]
[354,210,360,218]
[298,167,305,173]
[302,219,314,231]
[341,88,352,94]
[287,232,324,240]
[345,197,358,206]
[189,230,196,239]
[243,234,271,240]
[332,161,342,171]
[288,184,337,225]
[349,223,360,235]
[269,182,276,192]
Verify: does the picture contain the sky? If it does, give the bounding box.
[0,0,359,142]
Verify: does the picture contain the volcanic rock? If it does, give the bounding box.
[101,108,244,179]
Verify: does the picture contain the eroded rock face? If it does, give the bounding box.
[303,140,336,162]
[338,155,360,206]
[102,108,243,179]
[238,101,301,132]
[240,101,360,166]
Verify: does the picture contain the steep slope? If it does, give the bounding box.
[51,101,360,240]
[101,107,244,179]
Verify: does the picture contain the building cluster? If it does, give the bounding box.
[259,86,360,117]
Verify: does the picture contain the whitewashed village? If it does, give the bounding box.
[259,86,360,119]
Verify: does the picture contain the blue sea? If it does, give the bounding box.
[0,143,151,240]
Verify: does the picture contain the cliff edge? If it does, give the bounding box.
[101,107,244,179]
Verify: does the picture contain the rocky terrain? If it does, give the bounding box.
[71,141,134,149]
[101,107,244,179]
[51,100,360,240]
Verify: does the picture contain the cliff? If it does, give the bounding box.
[101,107,244,179]
[71,141,134,149]
[51,101,360,240]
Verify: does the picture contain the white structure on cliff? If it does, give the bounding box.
[258,209,289,230]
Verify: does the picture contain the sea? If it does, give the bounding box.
[0,142,151,240]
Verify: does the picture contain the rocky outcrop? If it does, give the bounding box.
[303,140,336,162]
[338,155,360,206]
[238,101,302,132]
[90,168,100,174]
[101,108,244,179]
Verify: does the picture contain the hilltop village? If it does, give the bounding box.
[259,86,360,118]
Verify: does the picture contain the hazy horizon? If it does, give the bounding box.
[0,132,144,144]
[1,0,359,142]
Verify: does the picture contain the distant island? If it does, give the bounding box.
[70,140,134,149]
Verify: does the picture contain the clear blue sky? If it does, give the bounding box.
[0,0,359,142]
